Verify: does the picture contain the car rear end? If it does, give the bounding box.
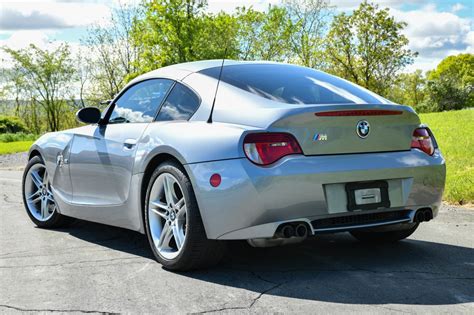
[187,63,445,244]
[187,105,444,242]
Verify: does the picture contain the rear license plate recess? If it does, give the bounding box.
[345,181,390,211]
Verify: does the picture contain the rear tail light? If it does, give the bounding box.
[411,128,435,155]
[243,133,302,165]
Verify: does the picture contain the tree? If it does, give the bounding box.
[193,11,240,60]
[284,0,333,68]
[325,1,417,95]
[131,0,207,71]
[235,5,293,62]
[3,44,75,131]
[388,70,426,108]
[425,54,474,111]
[84,2,143,100]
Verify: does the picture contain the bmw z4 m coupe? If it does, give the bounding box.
[22,60,446,270]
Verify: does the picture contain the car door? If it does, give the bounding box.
[69,79,174,206]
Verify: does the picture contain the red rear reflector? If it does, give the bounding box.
[210,174,221,187]
[411,128,435,156]
[315,110,402,117]
[243,133,302,165]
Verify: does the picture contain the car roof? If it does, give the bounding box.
[129,60,281,83]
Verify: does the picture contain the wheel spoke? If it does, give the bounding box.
[158,221,173,249]
[163,176,175,206]
[150,200,168,211]
[30,171,43,189]
[175,198,185,210]
[45,192,55,203]
[177,207,186,221]
[42,171,48,185]
[40,198,48,219]
[172,224,184,249]
[150,200,168,219]
[27,189,42,203]
[150,207,167,220]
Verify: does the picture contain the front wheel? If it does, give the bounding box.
[22,156,72,228]
[144,161,225,271]
[350,223,419,243]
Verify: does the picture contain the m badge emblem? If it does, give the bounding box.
[356,120,370,138]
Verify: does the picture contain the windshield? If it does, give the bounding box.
[199,63,392,105]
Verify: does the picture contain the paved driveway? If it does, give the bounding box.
[1,170,473,314]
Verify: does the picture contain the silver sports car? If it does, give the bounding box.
[23,60,446,270]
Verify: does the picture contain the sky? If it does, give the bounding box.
[0,0,473,72]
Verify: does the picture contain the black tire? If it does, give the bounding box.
[144,161,225,271]
[350,223,419,243]
[22,155,73,228]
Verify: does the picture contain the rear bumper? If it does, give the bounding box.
[185,149,446,240]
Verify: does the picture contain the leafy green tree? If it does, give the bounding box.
[257,6,294,61]
[284,0,333,68]
[235,5,293,61]
[3,44,75,131]
[425,54,474,111]
[388,70,426,108]
[325,1,417,95]
[132,1,295,70]
[131,0,207,72]
[193,12,240,60]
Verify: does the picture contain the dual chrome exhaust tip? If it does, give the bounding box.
[277,223,309,239]
[415,208,433,223]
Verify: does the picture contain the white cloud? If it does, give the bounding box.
[0,1,112,31]
[451,3,465,13]
[390,5,473,59]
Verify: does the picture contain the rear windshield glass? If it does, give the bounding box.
[199,64,391,105]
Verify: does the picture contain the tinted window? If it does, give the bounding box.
[109,79,173,124]
[200,64,392,105]
[156,83,200,121]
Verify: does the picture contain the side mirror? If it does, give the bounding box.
[76,107,101,124]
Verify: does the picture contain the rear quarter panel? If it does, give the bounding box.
[133,121,253,173]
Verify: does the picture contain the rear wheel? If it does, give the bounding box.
[350,223,419,243]
[144,161,225,271]
[22,156,72,228]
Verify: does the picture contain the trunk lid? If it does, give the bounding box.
[269,104,420,156]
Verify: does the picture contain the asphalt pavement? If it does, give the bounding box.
[1,169,473,314]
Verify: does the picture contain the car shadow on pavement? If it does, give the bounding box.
[64,219,474,306]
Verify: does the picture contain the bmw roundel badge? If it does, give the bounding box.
[356,120,370,138]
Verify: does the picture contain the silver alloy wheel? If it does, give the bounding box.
[148,173,187,260]
[24,163,57,222]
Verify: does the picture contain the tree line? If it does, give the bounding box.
[0,0,472,133]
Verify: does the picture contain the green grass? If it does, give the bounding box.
[420,109,474,205]
[0,132,38,143]
[0,141,34,155]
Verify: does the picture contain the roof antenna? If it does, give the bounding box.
[207,53,226,124]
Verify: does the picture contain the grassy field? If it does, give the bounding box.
[420,109,473,205]
[0,141,34,155]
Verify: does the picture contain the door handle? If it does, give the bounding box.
[123,139,137,149]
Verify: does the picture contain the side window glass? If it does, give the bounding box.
[109,79,173,124]
[155,83,200,121]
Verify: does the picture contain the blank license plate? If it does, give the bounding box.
[345,181,390,211]
[354,188,382,205]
